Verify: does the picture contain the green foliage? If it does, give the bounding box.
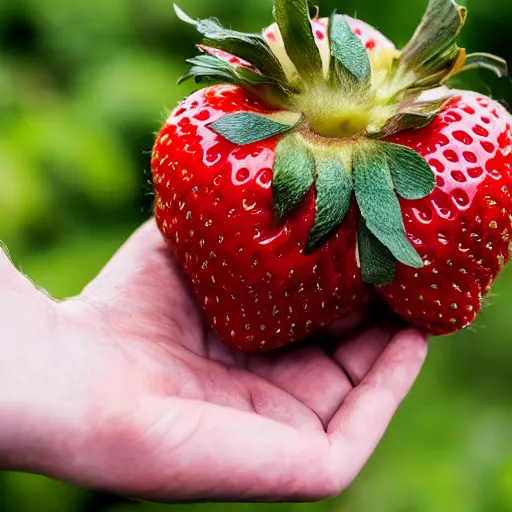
[1,0,512,510]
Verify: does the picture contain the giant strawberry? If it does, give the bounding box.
[151,0,511,351]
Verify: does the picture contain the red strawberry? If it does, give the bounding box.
[152,85,371,350]
[380,93,512,334]
[152,0,511,351]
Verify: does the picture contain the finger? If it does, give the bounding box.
[56,397,338,503]
[248,345,353,428]
[332,307,404,386]
[327,329,428,488]
[83,219,176,297]
[323,308,369,340]
[80,219,203,349]
[332,322,401,386]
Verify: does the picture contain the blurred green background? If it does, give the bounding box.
[1,0,512,510]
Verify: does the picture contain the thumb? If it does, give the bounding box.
[81,219,186,299]
[79,219,203,340]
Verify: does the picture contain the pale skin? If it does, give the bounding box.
[0,219,428,503]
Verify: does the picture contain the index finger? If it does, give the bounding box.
[327,328,428,488]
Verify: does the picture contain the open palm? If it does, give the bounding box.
[1,220,427,503]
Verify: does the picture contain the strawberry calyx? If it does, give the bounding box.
[208,111,303,145]
[389,0,507,91]
[269,130,434,283]
[173,0,508,285]
[175,0,507,138]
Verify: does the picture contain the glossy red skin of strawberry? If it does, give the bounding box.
[382,93,512,334]
[152,85,372,351]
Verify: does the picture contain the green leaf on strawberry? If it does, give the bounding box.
[329,12,371,83]
[385,143,436,200]
[209,112,302,145]
[273,0,323,81]
[358,220,396,286]
[272,133,315,222]
[306,156,353,254]
[461,53,508,78]
[174,4,286,83]
[353,145,424,270]
[179,55,284,90]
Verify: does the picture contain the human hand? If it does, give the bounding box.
[0,220,428,503]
